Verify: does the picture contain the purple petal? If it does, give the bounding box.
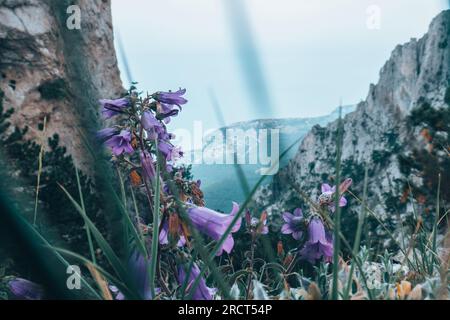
[159,222,169,245]
[220,235,234,255]
[292,231,303,240]
[281,224,293,234]
[282,212,294,223]
[8,278,44,300]
[96,127,118,141]
[293,208,303,217]
[187,202,241,255]
[308,217,327,244]
[339,196,347,207]
[261,225,269,235]
[178,263,215,300]
[321,184,332,193]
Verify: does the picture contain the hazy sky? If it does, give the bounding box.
[111,0,447,132]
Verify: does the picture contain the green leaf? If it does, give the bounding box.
[58,183,140,299]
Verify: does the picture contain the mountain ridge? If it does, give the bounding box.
[251,10,450,249]
[183,105,356,210]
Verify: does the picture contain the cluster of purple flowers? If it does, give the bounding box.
[96,88,246,300]
[6,87,354,301]
[97,92,352,296]
[281,178,352,263]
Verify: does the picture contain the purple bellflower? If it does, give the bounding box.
[153,88,187,106]
[187,202,241,255]
[141,111,164,140]
[110,251,159,300]
[156,102,180,124]
[140,151,156,182]
[300,216,333,264]
[8,278,44,300]
[318,178,352,212]
[128,250,155,300]
[96,127,119,141]
[104,129,134,156]
[100,97,129,119]
[158,140,183,161]
[178,263,216,300]
[281,208,304,240]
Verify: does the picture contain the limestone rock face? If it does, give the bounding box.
[253,11,450,247]
[0,0,123,169]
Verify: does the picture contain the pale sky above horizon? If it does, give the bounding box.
[111,0,448,132]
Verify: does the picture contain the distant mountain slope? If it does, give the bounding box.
[252,10,450,250]
[182,105,356,210]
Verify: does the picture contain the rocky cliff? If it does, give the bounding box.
[0,0,125,263]
[0,0,123,168]
[253,10,450,249]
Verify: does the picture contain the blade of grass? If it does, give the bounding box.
[180,255,197,299]
[58,183,140,299]
[112,189,148,258]
[149,140,161,299]
[346,190,409,258]
[343,167,368,299]
[431,173,441,261]
[208,89,280,285]
[11,215,102,299]
[33,116,46,226]
[86,263,114,300]
[53,246,137,299]
[130,184,146,246]
[116,167,130,259]
[75,166,96,264]
[332,106,343,300]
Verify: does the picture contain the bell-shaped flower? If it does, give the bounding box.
[281,208,304,240]
[140,151,156,182]
[300,216,333,263]
[187,202,241,255]
[100,97,129,119]
[110,251,159,300]
[96,127,119,141]
[178,263,216,300]
[141,111,164,140]
[104,129,134,156]
[153,88,187,106]
[8,278,44,300]
[318,178,352,212]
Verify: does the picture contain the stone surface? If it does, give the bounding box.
[0,0,123,170]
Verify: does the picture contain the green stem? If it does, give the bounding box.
[149,140,161,299]
[332,106,343,300]
[431,173,441,261]
[343,167,368,299]
[75,167,96,264]
[33,116,47,226]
